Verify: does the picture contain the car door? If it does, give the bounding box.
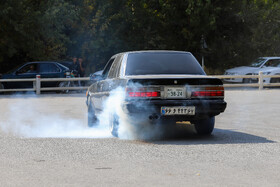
[12,63,39,88]
[100,55,123,104]
[92,58,115,111]
[38,63,62,87]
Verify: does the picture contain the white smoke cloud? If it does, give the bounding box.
[0,94,111,138]
[0,85,166,140]
[98,86,165,140]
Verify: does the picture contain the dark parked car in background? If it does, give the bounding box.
[86,51,227,137]
[0,61,70,89]
[57,61,73,69]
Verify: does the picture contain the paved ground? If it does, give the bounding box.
[0,90,279,186]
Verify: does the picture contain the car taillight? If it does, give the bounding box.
[191,86,224,97]
[126,87,161,98]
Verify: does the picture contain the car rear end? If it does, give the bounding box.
[122,76,226,122]
[121,51,226,123]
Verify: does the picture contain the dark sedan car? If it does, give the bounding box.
[0,61,69,89]
[86,51,227,137]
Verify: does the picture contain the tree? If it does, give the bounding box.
[0,0,78,73]
[1,0,280,75]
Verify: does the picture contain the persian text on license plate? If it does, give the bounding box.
[161,106,195,116]
[166,87,185,98]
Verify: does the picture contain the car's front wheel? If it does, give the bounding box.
[243,78,253,83]
[110,114,119,137]
[88,103,98,127]
[193,117,215,135]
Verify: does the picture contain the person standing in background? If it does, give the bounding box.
[77,57,86,87]
[78,57,86,77]
[71,56,79,72]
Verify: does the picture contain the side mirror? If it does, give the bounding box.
[90,74,103,82]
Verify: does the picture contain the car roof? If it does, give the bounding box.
[26,61,61,64]
[112,50,191,58]
[260,57,280,60]
[26,61,69,68]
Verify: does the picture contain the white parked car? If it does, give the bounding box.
[224,57,280,83]
[252,66,280,83]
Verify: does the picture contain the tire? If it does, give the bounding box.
[270,78,280,83]
[88,103,98,127]
[0,83,4,90]
[243,78,252,83]
[58,81,70,93]
[193,117,215,135]
[110,114,119,137]
[0,83,4,94]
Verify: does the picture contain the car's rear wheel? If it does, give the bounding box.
[193,117,215,135]
[110,114,119,137]
[0,83,4,90]
[0,83,4,94]
[270,77,280,83]
[88,103,98,127]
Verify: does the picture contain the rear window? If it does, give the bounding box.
[125,52,205,75]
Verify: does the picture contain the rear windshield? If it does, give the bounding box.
[125,52,205,75]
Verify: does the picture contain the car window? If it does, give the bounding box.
[125,52,205,75]
[58,61,72,69]
[17,64,38,74]
[249,58,266,67]
[56,63,69,70]
[102,58,115,79]
[264,59,280,67]
[39,63,60,73]
[108,55,122,79]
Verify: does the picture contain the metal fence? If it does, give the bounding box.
[1,72,280,94]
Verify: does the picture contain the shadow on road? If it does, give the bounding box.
[150,127,274,145]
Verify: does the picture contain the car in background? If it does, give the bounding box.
[86,51,227,137]
[224,57,280,83]
[0,61,70,89]
[252,65,280,84]
[58,61,73,69]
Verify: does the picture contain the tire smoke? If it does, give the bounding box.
[0,94,111,138]
[98,86,165,140]
[0,86,165,140]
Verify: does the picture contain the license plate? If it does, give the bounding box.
[161,106,195,116]
[166,87,185,98]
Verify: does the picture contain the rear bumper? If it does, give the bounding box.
[122,99,227,120]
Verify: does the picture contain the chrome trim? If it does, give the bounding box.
[119,53,128,78]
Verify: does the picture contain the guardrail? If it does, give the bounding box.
[214,72,280,90]
[0,75,90,94]
[0,72,280,94]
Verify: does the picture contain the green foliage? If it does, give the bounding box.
[1,0,280,75]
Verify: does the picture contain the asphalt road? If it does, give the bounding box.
[0,90,280,186]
